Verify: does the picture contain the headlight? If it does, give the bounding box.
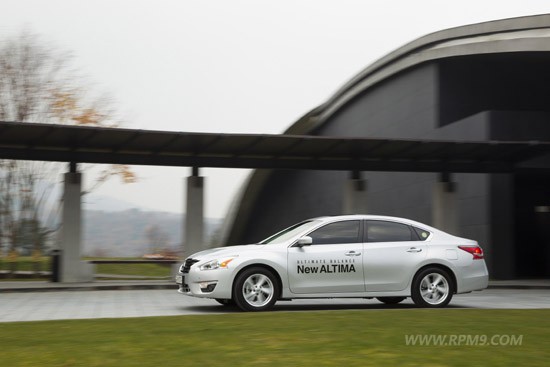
[199,258,235,271]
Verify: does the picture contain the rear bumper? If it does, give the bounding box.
[456,260,489,293]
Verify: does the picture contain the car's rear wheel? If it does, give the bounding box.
[233,267,279,312]
[376,297,406,304]
[411,267,453,308]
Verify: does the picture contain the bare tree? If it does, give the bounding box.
[0,31,136,271]
[145,225,169,255]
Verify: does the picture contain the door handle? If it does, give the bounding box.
[407,247,423,253]
[345,251,361,256]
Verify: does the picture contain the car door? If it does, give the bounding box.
[363,220,427,292]
[287,220,365,294]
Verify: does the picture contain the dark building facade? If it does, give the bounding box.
[222,15,550,279]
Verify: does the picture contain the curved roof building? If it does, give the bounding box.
[222,14,550,279]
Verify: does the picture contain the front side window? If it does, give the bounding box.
[366,220,414,242]
[260,220,321,244]
[308,220,361,245]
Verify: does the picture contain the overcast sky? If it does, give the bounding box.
[2,1,550,218]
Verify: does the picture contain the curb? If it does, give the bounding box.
[487,285,550,290]
[0,283,178,293]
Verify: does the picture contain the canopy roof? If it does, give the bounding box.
[0,121,548,173]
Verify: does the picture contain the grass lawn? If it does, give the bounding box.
[0,256,50,272]
[0,257,173,279]
[92,260,173,278]
[1,309,548,366]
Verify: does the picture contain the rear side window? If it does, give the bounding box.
[413,227,431,241]
[366,220,414,242]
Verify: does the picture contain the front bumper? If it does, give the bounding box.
[176,265,234,299]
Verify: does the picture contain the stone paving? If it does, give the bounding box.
[1,288,549,323]
[0,289,208,322]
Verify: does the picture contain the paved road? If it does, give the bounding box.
[1,289,549,322]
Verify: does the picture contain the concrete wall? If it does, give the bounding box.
[238,64,443,244]
[236,64,492,247]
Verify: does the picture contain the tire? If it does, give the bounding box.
[411,267,454,308]
[233,267,279,312]
[215,298,234,306]
[376,297,406,304]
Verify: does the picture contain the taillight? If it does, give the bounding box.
[458,245,484,260]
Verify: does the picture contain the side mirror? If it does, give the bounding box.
[296,236,313,247]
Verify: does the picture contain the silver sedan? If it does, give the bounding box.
[176,215,489,311]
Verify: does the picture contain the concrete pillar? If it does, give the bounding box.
[183,167,205,259]
[343,171,368,214]
[60,163,93,282]
[432,174,459,235]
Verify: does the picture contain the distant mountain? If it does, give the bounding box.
[83,209,223,257]
[84,194,152,212]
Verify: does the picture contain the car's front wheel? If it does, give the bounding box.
[411,267,453,308]
[233,267,279,312]
[376,297,406,304]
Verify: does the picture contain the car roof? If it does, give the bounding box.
[311,214,442,234]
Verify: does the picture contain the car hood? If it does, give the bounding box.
[188,244,265,260]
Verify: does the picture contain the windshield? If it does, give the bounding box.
[260,220,321,244]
